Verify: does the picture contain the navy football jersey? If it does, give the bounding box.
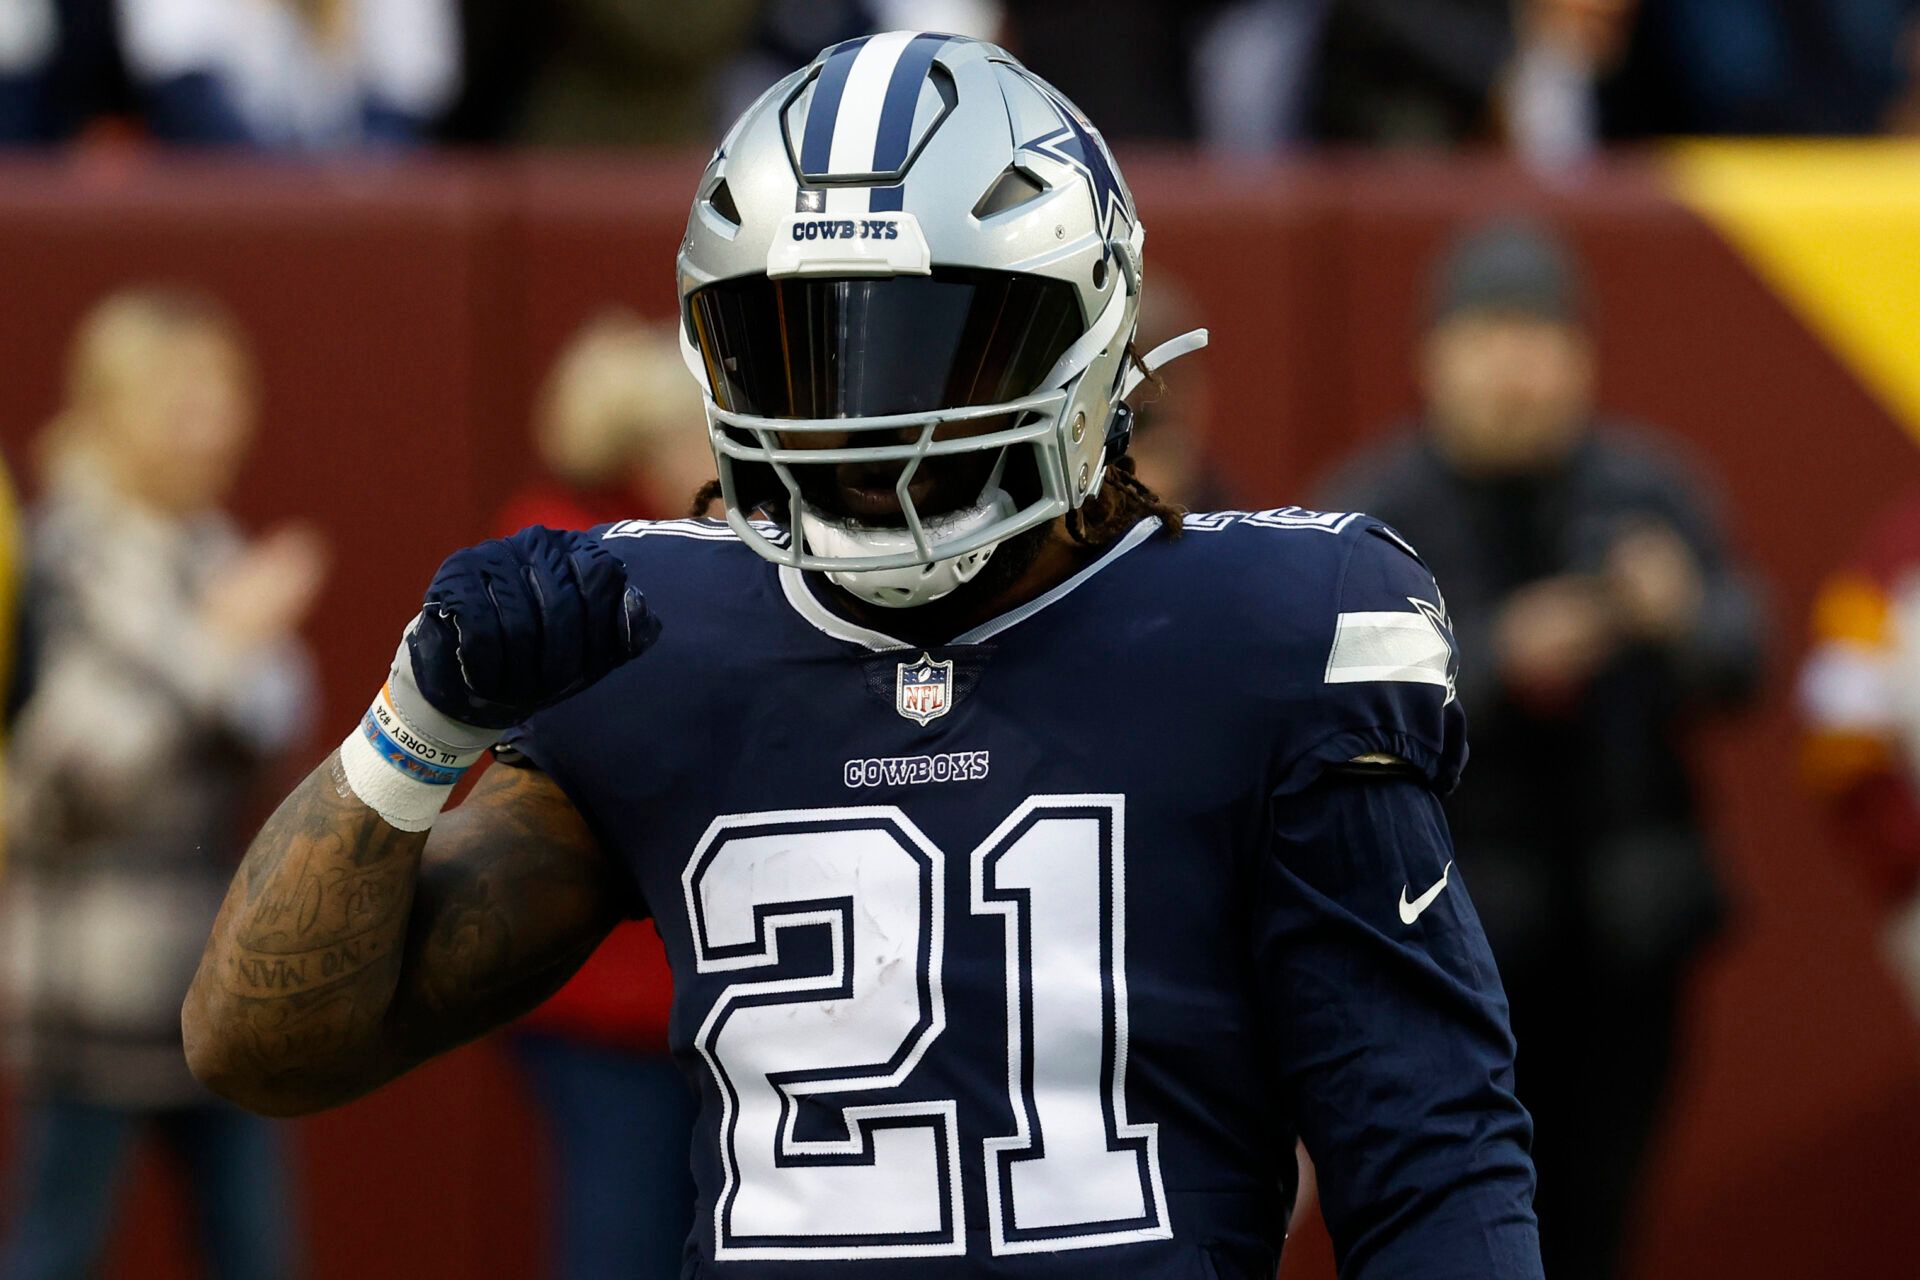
[503,510,1541,1280]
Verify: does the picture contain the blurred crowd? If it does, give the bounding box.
[0,1,1917,160]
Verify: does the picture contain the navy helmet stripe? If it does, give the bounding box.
[870,32,949,175]
[869,184,905,212]
[799,37,871,177]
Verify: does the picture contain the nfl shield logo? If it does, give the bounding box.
[896,653,955,725]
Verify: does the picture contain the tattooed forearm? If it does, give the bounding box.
[185,752,625,1116]
[381,766,617,1060]
[185,753,427,1113]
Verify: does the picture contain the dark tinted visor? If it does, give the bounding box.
[688,267,1084,420]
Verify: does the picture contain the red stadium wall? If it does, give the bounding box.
[0,153,1914,1280]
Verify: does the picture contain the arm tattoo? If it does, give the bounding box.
[187,752,622,1113]
[385,763,621,1061]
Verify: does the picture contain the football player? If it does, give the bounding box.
[185,34,1542,1279]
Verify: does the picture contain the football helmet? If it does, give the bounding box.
[677,32,1206,607]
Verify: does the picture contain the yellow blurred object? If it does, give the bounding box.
[1669,140,1920,446]
[1810,571,1893,648]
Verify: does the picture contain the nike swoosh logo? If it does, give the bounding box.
[1398,861,1453,925]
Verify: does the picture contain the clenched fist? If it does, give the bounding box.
[407,526,660,731]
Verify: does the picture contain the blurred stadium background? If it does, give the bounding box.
[1,2,1919,1279]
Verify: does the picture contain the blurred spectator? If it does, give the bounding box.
[1799,495,1920,1016]
[499,310,718,533]
[118,0,461,148]
[1890,14,1920,132]
[498,311,709,1280]
[1309,0,1514,147]
[718,1,1003,130]
[441,0,542,144]
[1001,1,1223,141]
[495,1,757,148]
[0,0,251,144]
[1319,219,1763,1280]
[1192,0,1332,152]
[0,289,326,1280]
[864,0,1003,40]
[1311,0,1640,164]
[1498,0,1640,169]
[0,0,459,148]
[0,0,55,141]
[712,0,870,133]
[1584,0,1920,146]
[1607,0,1920,137]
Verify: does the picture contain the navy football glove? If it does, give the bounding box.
[405,526,660,730]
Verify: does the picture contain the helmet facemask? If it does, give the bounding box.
[684,261,1136,607]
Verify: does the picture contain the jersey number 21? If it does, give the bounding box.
[681,794,1170,1261]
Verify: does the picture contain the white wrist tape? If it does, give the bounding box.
[338,635,497,832]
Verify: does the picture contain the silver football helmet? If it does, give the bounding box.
[677,32,1206,607]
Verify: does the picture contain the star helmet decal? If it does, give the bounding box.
[1016,74,1134,260]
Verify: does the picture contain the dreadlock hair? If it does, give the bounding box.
[689,477,725,518]
[688,342,1187,543]
[1067,340,1185,546]
[1065,452,1184,546]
